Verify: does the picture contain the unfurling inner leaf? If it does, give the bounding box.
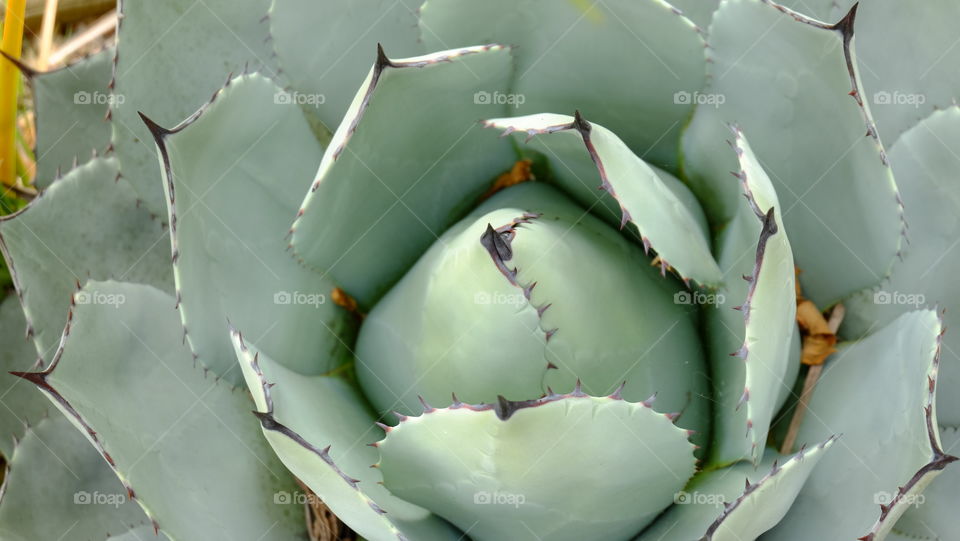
[355,182,711,449]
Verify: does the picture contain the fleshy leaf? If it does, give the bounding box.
[355,181,711,451]
[7,48,114,187]
[266,0,422,132]
[765,310,957,540]
[706,128,796,466]
[376,389,697,541]
[110,0,274,214]
[0,157,172,360]
[419,0,706,170]
[0,293,47,457]
[484,113,722,287]
[639,438,835,540]
[230,330,460,541]
[853,0,960,147]
[141,73,353,382]
[888,425,960,539]
[842,107,960,427]
[838,107,960,541]
[13,280,305,540]
[290,44,517,307]
[681,0,903,307]
[0,413,152,541]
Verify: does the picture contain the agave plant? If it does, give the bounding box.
[0,0,958,539]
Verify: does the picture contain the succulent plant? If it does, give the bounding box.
[0,0,958,540]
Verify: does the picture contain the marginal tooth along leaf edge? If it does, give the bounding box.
[706,0,906,274]
[482,111,705,287]
[8,289,169,535]
[728,130,784,464]
[137,70,287,388]
[699,435,839,540]
[231,328,410,541]
[287,42,513,263]
[858,309,958,541]
[479,212,560,369]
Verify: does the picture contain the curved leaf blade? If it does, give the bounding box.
[706,128,797,466]
[18,48,114,187]
[854,0,960,147]
[267,0,422,132]
[13,280,305,541]
[842,107,960,427]
[110,0,274,213]
[0,413,153,541]
[0,293,47,457]
[419,0,706,169]
[376,390,697,541]
[889,425,960,540]
[639,439,835,540]
[290,45,517,307]
[142,73,353,382]
[682,0,903,306]
[485,113,722,287]
[230,330,460,541]
[0,157,171,360]
[766,310,957,540]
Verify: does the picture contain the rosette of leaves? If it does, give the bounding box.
[0,1,958,540]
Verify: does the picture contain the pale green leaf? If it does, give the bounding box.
[231,331,460,541]
[267,0,422,132]
[682,0,903,306]
[143,73,353,382]
[485,113,722,287]
[111,0,274,214]
[706,128,797,466]
[766,310,956,540]
[355,182,711,450]
[640,439,835,541]
[17,280,305,541]
[419,0,706,170]
[28,48,114,187]
[377,391,697,541]
[889,425,960,540]
[854,0,960,147]
[0,293,47,458]
[0,413,153,541]
[290,45,517,307]
[0,158,171,361]
[842,107,960,427]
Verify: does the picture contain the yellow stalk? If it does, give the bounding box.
[0,0,27,188]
